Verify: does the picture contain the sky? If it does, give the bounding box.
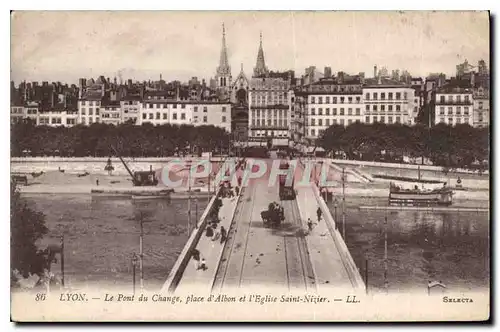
[10,11,490,85]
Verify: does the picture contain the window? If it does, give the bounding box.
[203,107,208,112]
[465,95,470,103]
[318,108,323,115]
[149,113,153,120]
[340,119,345,126]
[366,105,370,111]
[318,97,323,104]
[456,95,461,103]
[156,112,160,120]
[388,116,393,123]
[89,109,93,116]
[181,104,186,109]
[440,117,445,123]
[173,104,177,109]
[389,105,393,111]
[326,119,330,126]
[268,119,271,126]
[373,92,378,100]
[396,92,401,100]
[440,96,445,103]
[365,116,370,123]
[403,92,407,100]
[456,107,461,115]
[181,113,186,120]
[348,119,353,125]
[163,113,167,120]
[332,108,337,115]
[311,108,315,115]
[81,108,86,115]
[311,96,315,104]
[456,118,461,124]
[333,97,337,103]
[388,92,393,100]
[310,129,315,136]
[82,101,86,106]
[348,97,352,103]
[356,96,361,103]
[173,113,177,120]
[440,107,445,115]
[381,93,386,100]
[479,102,483,109]
[326,108,330,116]
[340,97,345,104]
[222,106,226,112]
[448,95,453,102]
[142,113,146,119]
[396,105,401,111]
[380,116,385,123]
[194,106,198,112]
[203,116,207,123]
[340,108,345,115]
[396,116,401,123]
[365,93,370,100]
[318,119,323,126]
[448,107,453,115]
[464,118,470,124]
[381,105,385,111]
[332,119,337,125]
[464,107,469,115]
[222,116,226,123]
[311,118,316,126]
[356,108,360,115]
[448,117,453,124]
[373,116,377,123]
[373,105,378,111]
[348,108,352,116]
[325,96,330,104]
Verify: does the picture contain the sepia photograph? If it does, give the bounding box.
[9,10,490,322]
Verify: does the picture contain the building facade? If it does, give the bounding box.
[473,86,489,127]
[434,83,473,126]
[301,74,364,139]
[363,84,416,126]
[138,101,231,132]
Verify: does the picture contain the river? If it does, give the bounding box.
[328,198,490,294]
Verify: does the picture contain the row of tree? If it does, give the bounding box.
[11,120,231,157]
[318,122,489,170]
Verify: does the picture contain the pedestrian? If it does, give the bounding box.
[96,179,99,186]
[316,207,322,223]
[235,186,240,196]
[198,257,207,271]
[192,249,200,269]
[307,218,313,232]
[220,226,227,244]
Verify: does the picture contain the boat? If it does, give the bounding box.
[388,182,453,206]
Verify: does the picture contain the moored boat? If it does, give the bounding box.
[389,182,453,206]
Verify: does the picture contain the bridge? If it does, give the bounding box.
[161,158,365,295]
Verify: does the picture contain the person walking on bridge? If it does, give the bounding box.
[316,207,322,223]
[307,218,313,232]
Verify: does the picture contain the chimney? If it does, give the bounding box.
[378,75,382,85]
[337,71,344,84]
[374,65,378,78]
[470,72,475,88]
[359,72,365,85]
[324,66,332,78]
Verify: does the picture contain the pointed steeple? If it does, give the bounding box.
[253,32,269,77]
[217,23,231,76]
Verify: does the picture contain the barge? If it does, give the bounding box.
[389,182,453,206]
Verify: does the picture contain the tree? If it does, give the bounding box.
[10,182,48,280]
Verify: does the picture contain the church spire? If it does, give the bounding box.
[253,31,269,77]
[217,23,230,76]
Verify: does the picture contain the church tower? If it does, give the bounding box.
[215,23,232,100]
[253,32,269,78]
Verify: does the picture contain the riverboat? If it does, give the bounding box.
[388,182,453,206]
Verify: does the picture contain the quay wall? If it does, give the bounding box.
[11,157,226,176]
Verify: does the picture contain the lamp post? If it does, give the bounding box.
[195,194,199,229]
[333,198,338,230]
[132,253,138,295]
[60,234,65,287]
[384,215,388,294]
[342,167,346,240]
